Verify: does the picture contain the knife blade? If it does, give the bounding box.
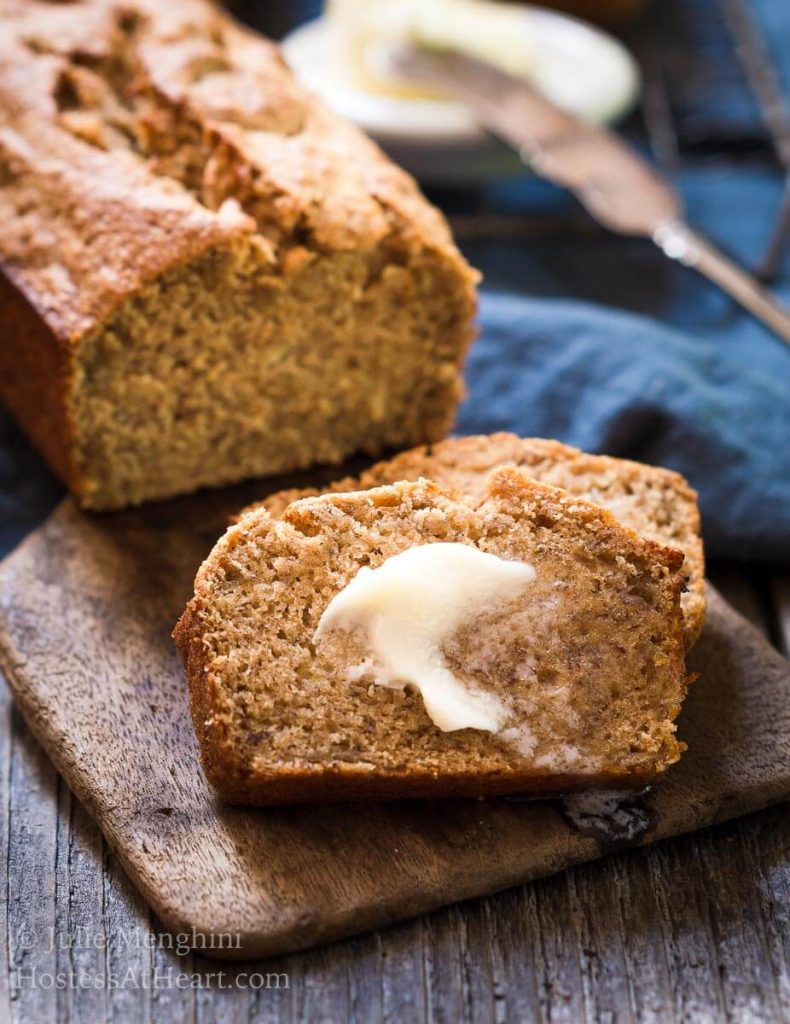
[389,44,790,346]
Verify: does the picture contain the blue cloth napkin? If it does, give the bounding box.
[458,292,790,564]
[452,165,790,567]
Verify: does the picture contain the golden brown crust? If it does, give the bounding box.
[0,0,466,344]
[174,597,241,795]
[244,433,706,648]
[176,472,690,806]
[0,271,80,491]
[197,763,663,807]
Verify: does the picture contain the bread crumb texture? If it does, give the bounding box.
[248,433,706,648]
[176,470,690,805]
[0,0,477,508]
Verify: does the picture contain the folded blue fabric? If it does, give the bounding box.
[458,292,790,564]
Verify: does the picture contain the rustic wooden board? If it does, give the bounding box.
[0,492,787,961]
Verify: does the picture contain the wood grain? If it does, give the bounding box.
[0,495,787,964]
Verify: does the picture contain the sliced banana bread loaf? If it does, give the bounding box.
[0,0,476,509]
[245,433,705,647]
[176,470,689,805]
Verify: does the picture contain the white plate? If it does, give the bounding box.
[282,7,640,183]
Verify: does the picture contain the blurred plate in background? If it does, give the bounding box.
[282,6,640,183]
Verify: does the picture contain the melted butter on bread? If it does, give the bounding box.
[315,543,536,732]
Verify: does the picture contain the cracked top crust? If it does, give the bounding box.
[0,0,464,342]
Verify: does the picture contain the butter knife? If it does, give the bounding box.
[390,45,790,346]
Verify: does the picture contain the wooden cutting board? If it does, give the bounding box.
[0,488,788,960]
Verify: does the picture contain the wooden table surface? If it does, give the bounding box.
[0,565,786,1024]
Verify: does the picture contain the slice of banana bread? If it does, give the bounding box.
[176,470,689,805]
[243,433,705,648]
[0,0,476,509]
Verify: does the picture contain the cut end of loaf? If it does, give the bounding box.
[175,470,690,806]
[68,239,475,510]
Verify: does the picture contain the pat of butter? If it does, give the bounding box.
[314,543,536,732]
[410,0,535,83]
[327,0,534,100]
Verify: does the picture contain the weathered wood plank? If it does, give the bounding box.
[529,872,587,1023]
[448,901,497,1024]
[245,953,293,1024]
[695,819,782,1023]
[6,706,60,1024]
[606,851,674,1024]
[101,850,153,1023]
[290,940,351,1024]
[148,915,197,1024]
[565,864,636,1024]
[379,922,429,1024]
[270,794,788,1024]
[54,784,109,1024]
[737,807,790,1020]
[344,934,385,1024]
[419,910,466,1024]
[644,835,728,1023]
[0,678,14,1024]
[194,962,250,1024]
[481,888,541,1024]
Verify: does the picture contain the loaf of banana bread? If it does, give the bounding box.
[243,433,706,648]
[0,0,477,509]
[175,471,689,805]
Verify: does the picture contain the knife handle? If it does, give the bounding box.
[654,220,790,345]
